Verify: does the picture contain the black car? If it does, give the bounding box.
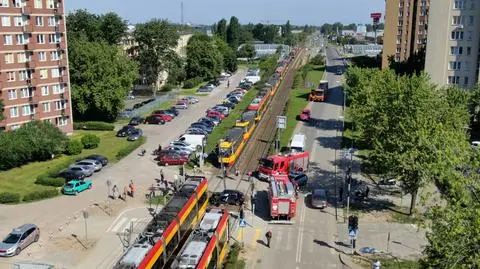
[210,189,245,206]
[144,115,166,125]
[186,128,209,136]
[84,154,108,166]
[209,79,221,86]
[116,125,136,137]
[128,116,144,126]
[206,115,221,124]
[58,169,85,180]
[190,123,213,133]
[198,118,215,128]
[221,102,236,109]
[166,107,179,116]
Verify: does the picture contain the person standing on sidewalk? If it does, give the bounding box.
[265,230,272,248]
[227,79,230,88]
[160,169,164,182]
[129,180,136,198]
[339,186,344,202]
[123,186,129,201]
[112,185,119,200]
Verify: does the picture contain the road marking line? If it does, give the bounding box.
[105,206,146,232]
[252,228,261,247]
[110,217,128,233]
[296,201,306,263]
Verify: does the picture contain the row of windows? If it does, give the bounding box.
[10,117,68,131]
[6,84,64,100]
[448,75,469,86]
[4,50,62,64]
[0,0,58,9]
[450,46,472,55]
[0,15,60,27]
[454,0,476,10]
[9,101,66,117]
[5,68,64,82]
[451,30,475,41]
[3,33,61,45]
[452,15,475,26]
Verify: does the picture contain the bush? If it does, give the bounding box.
[23,189,59,202]
[309,55,325,66]
[35,174,65,187]
[73,121,114,131]
[65,140,83,155]
[0,192,21,204]
[81,134,101,149]
[160,84,175,92]
[116,136,146,160]
[182,77,204,89]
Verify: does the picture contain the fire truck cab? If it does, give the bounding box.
[268,174,297,221]
[258,151,310,181]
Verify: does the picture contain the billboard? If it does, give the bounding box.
[370,12,382,24]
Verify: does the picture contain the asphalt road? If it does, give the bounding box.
[247,42,347,269]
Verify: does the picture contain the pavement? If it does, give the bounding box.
[0,69,246,268]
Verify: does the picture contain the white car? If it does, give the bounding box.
[170,141,196,151]
[472,141,480,148]
[221,72,232,78]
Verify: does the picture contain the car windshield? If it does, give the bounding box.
[71,167,81,171]
[260,158,274,169]
[3,233,21,244]
[65,183,74,188]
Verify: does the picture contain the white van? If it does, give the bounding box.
[290,134,306,152]
[177,134,206,150]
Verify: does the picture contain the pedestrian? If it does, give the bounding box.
[251,193,256,212]
[265,230,272,248]
[235,168,240,177]
[129,180,136,198]
[339,186,344,201]
[365,186,370,198]
[227,79,230,88]
[112,185,119,200]
[223,166,228,178]
[160,169,165,182]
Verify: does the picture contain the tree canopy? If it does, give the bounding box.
[226,16,241,49]
[185,34,223,80]
[69,37,138,121]
[216,18,227,41]
[214,37,237,72]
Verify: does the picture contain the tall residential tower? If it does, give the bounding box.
[0,0,72,133]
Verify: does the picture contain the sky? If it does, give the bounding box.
[65,0,385,26]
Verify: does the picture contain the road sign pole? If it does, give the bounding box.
[82,210,89,243]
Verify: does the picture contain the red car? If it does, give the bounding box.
[207,110,226,119]
[150,113,173,122]
[298,109,311,121]
[158,154,188,166]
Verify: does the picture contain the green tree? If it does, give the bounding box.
[263,25,278,43]
[282,20,294,46]
[252,23,265,41]
[69,37,138,121]
[186,34,223,79]
[244,43,256,61]
[214,37,237,72]
[216,18,227,41]
[226,16,241,49]
[134,19,180,94]
[66,9,101,42]
[99,12,128,45]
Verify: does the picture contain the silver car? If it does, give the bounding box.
[311,189,328,209]
[0,224,40,256]
[69,165,94,177]
[165,146,191,156]
[74,159,102,172]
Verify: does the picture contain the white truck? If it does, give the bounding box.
[177,134,206,151]
[290,133,306,152]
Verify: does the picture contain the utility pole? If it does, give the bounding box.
[219,139,226,190]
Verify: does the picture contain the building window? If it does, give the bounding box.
[468,15,475,25]
[464,76,469,85]
[449,61,462,70]
[451,31,464,40]
[15,34,26,45]
[7,71,15,81]
[54,100,65,110]
[47,16,56,26]
[4,53,14,63]
[34,0,42,8]
[13,16,23,26]
[448,76,460,84]
[22,105,33,116]
[454,0,466,9]
[42,102,50,112]
[4,35,13,45]
[450,46,463,55]
[52,84,64,94]
[38,51,46,61]
[20,88,31,98]
[467,46,471,55]
[35,16,43,26]
[8,89,17,100]
[10,107,19,118]
[40,69,48,79]
[41,86,49,96]
[17,52,26,63]
[37,34,45,44]
[56,117,67,127]
[471,0,476,9]
[0,0,9,7]
[1,16,10,26]
[51,68,60,78]
[467,31,473,40]
[50,51,60,60]
[47,0,55,8]
[452,16,464,25]
[14,0,25,7]
[48,33,60,43]
[18,70,30,81]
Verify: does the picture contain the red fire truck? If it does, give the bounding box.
[258,151,310,181]
[267,174,297,222]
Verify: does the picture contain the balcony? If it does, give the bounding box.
[57,58,67,67]
[24,43,36,51]
[59,74,68,83]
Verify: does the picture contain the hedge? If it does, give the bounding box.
[23,189,59,202]
[81,134,101,149]
[65,140,83,155]
[116,136,146,160]
[0,192,22,204]
[161,84,175,92]
[73,121,115,131]
[35,174,66,187]
[183,77,204,89]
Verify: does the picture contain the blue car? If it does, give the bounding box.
[62,180,92,195]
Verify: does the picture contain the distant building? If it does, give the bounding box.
[345,44,383,55]
[119,25,138,58]
[356,24,367,35]
[341,30,356,37]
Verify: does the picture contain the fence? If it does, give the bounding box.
[117,93,176,119]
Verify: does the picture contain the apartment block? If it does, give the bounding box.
[382,0,430,69]
[425,0,480,88]
[0,0,72,133]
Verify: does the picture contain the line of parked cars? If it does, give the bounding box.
[197,79,221,93]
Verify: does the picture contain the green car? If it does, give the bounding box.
[62,180,92,195]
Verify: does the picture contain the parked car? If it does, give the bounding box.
[207,111,226,119]
[197,86,212,93]
[57,169,84,180]
[190,122,213,133]
[151,112,173,121]
[116,125,136,137]
[72,159,102,172]
[209,79,221,87]
[204,84,215,90]
[205,115,221,125]
[227,91,244,98]
[198,118,216,128]
[68,165,94,177]
[298,109,311,122]
[0,224,39,257]
[182,96,199,104]
[128,116,144,126]
[210,189,245,206]
[166,107,180,116]
[221,101,236,110]
[153,110,176,118]
[186,128,209,136]
[290,173,308,187]
[144,115,166,125]
[336,68,343,75]
[158,154,189,166]
[311,188,328,209]
[156,149,189,159]
[225,96,241,104]
[221,71,232,78]
[175,101,188,109]
[170,141,196,151]
[127,129,143,141]
[199,117,218,126]
[84,154,108,166]
[62,179,93,195]
[208,106,229,116]
[166,144,193,154]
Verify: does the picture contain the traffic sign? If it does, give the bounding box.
[277,116,287,129]
[239,219,247,228]
[349,229,356,237]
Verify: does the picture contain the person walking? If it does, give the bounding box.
[265,230,272,248]
[365,186,370,198]
[129,180,136,198]
[227,79,230,88]
[112,185,119,200]
[160,169,164,182]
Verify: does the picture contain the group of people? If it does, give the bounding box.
[111,180,136,200]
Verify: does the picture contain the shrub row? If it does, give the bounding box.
[0,192,21,204]
[35,174,66,187]
[183,77,204,89]
[73,121,114,131]
[81,134,100,149]
[23,189,59,202]
[224,243,245,269]
[116,136,146,160]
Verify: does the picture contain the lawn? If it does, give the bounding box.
[0,130,143,195]
[280,65,325,148]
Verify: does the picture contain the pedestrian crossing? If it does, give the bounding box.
[106,217,139,233]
